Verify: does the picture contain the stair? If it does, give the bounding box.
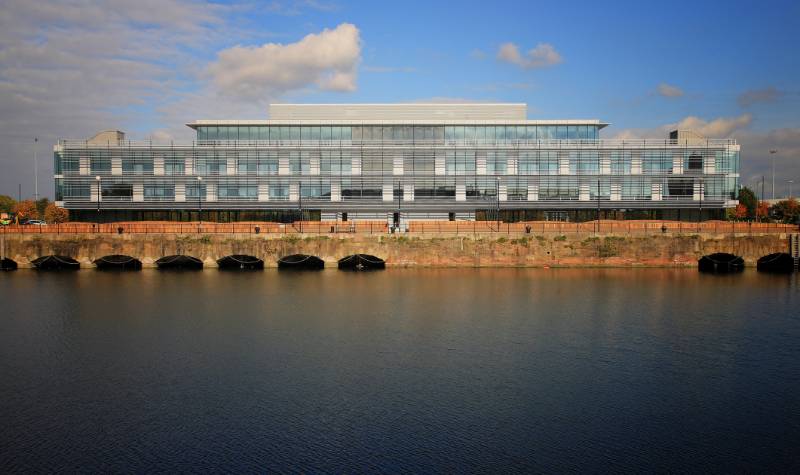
[790,234,800,269]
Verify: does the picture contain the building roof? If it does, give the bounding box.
[186,103,609,128]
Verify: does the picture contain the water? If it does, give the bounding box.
[1,269,798,472]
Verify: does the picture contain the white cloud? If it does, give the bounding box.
[738,86,784,107]
[496,42,562,69]
[207,23,361,101]
[657,83,684,98]
[611,114,753,140]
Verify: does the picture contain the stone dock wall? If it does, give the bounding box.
[0,232,792,268]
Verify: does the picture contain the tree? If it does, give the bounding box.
[733,203,748,220]
[35,198,50,220]
[737,187,757,219]
[0,195,15,213]
[13,200,37,222]
[770,198,800,224]
[44,202,69,223]
[756,201,770,220]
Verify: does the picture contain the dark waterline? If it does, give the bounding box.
[1,269,798,472]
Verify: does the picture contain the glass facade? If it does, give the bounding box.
[54,113,740,221]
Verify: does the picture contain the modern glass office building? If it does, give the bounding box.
[54,103,739,224]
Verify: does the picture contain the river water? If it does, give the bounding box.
[1,269,798,472]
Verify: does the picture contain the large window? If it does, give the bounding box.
[90,151,111,174]
[101,183,132,199]
[269,184,289,201]
[487,151,507,174]
[218,185,257,200]
[144,183,175,200]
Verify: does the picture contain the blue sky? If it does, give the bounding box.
[1,0,799,197]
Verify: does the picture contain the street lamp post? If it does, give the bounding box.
[496,176,501,231]
[95,175,101,225]
[789,180,794,199]
[197,176,202,232]
[699,177,703,225]
[298,181,303,234]
[396,180,401,232]
[770,149,778,199]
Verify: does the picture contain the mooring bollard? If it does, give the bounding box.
[117,227,123,235]
[255,226,260,234]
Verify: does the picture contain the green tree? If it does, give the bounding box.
[737,187,757,219]
[35,198,50,220]
[0,194,15,213]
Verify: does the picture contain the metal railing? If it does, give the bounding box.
[2,220,796,236]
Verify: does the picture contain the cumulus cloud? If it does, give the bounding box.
[657,83,684,98]
[207,23,361,101]
[0,0,227,197]
[612,114,753,140]
[737,86,784,107]
[496,42,562,69]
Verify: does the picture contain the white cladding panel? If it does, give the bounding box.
[268,103,527,121]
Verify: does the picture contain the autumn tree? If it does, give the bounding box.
[44,202,69,223]
[13,200,38,222]
[770,198,800,224]
[755,201,770,220]
[737,187,757,219]
[733,203,748,220]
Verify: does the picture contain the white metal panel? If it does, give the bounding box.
[704,156,716,174]
[651,182,662,201]
[278,156,290,175]
[382,183,393,202]
[434,153,445,176]
[289,182,298,201]
[79,156,89,176]
[153,155,164,176]
[206,183,217,202]
[610,183,621,201]
[527,184,538,201]
[226,157,236,176]
[672,154,683,175]
[330,182,341,202]
[351,155,361,175]
[392,155,403,175]
[499,184,507,202]
[175,183,186,202]
[184,156,193,176]
[403,183,414,202]
[600,157,610,175]
[456,181,466,202]
[579,184,590,201]
[258,183,269,202]
[476,152,486,175]
[112,156,122,176]
[133,183,143,202]
[631,157,642,175]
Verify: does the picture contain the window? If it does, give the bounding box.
[687,154,703,171]
[269,184,289,200]
[101,183,133,199]
[487,151,507,175]
[90,151,111,174]
[218,185,257,199]
[186,183,206,199]
[144,184,175,200]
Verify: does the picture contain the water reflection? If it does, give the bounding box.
[0,269,798,472]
